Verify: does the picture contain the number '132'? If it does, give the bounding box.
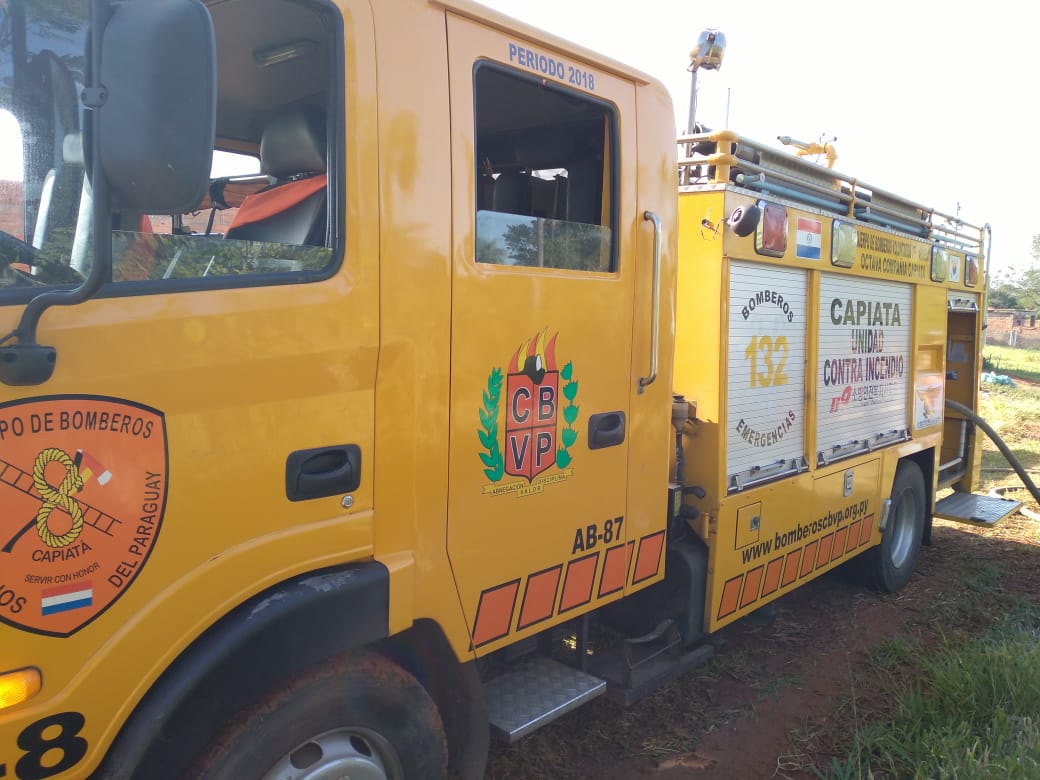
[744,335,789,388]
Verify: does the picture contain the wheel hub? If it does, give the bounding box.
[888,487,917,568]
[263,728,400,780]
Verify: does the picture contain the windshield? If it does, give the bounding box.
[0,0,92,289]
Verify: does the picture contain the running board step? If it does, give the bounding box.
[484,657,606,743]
[934,491,1022,526]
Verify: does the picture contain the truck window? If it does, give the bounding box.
[0,110,23,242]
[146,152,261,238]
[0,0,340,295]
[110,0,337,285]
[474,65,616,272]
[0,1,90,289]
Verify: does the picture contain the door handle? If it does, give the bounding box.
[588,411,626,450]
[285,444,361,501]
[639,210,662,392]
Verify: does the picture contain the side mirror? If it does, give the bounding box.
[98,0,216,214]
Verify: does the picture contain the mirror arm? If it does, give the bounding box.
[0,0,113,387]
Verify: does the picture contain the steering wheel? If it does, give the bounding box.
[0,228,36,268]
[0,229,87,287]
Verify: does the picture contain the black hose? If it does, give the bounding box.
[945,398,1040,507]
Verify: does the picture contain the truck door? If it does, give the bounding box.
[0,0,378,661]
[444,14,643,652]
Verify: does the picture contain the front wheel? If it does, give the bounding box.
[859,461,926,592]
[191,649,448,780]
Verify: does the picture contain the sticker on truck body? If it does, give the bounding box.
[0,396,167,637]
[479,331,578,498]
[817,274,911,462]
[726,262,808,490]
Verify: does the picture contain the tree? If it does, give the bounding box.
[502,218,609,272]
[1017,236,1040,309]
[502,221,538,266]
[988,233,1040,311]
[988,269,1025,309]
[476,235,505,265]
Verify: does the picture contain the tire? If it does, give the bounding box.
[860,461,926,592]
[191,649,448,780]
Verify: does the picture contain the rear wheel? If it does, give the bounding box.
[191,649,448,780]
[860,461,926,592]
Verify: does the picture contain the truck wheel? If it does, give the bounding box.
[191,649,447,780]
[863,461,926,592]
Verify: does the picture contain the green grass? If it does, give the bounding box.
[983,345,1040,383]
[978,376,1040,513]
[824,604,1040,780]
[816,371,1040,779]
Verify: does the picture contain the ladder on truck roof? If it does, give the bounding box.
[676,129,984,254]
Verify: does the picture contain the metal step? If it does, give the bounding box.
[934,491,1022,526]
[484,657,606,743]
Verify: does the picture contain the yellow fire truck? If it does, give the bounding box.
[0,0,1026,778]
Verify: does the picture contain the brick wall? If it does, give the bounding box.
[987,309,1040,349]
[149,208,239,235]
[0,180,24,240]
[1,181,244,247]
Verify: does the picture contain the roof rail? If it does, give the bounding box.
[677,130,983,254]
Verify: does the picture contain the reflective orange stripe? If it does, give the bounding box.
[516,565,562,630]
[558,552,599,612]
[471,580,520,648]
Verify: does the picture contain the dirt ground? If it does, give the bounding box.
[485,513,1040,779]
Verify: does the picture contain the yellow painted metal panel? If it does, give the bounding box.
[708,458,880,631]
[443,12,673,656]
[365,0,474,653]
[734,502,762,550]
[674,191,727,512]
[624,67,681,620]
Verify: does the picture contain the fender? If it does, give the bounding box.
[93,561,388,779]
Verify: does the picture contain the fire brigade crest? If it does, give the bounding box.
[479,331,578,497]
[0,396,168,637]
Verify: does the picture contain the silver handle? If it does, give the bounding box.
[639,210,662,392]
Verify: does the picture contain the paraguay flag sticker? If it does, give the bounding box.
[796,217,822,260]
[41,582,94,615]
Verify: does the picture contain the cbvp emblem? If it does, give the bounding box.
[480,332,578,497]
[0,396,167,636]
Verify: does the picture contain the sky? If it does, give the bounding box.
[481,0,1035,277]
